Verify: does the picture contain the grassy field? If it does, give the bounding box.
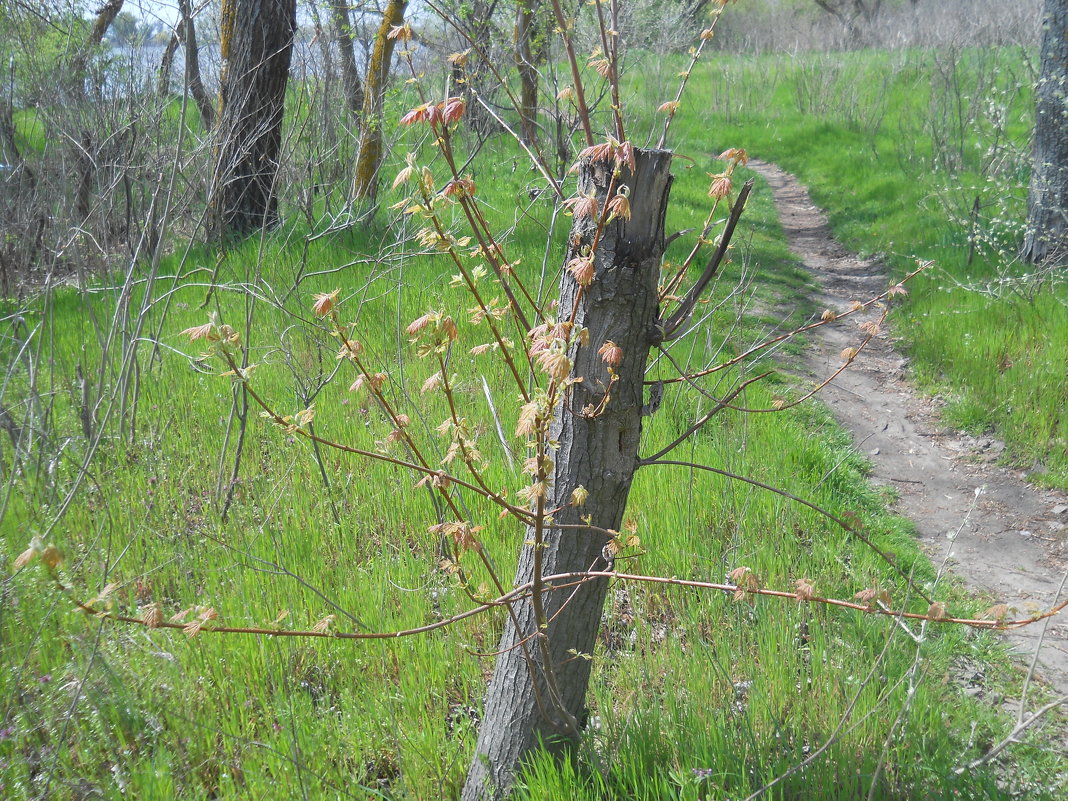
[629,45,1067,488]
[1,43,1066,800]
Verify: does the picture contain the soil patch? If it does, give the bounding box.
[749,159,1068,717]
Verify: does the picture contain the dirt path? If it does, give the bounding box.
[749,159,1068,712]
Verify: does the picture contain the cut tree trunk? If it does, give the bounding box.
[461,148,674,801]
[208,0,296,239]
[1022,0,1068,266]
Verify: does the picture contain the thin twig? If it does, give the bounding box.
[652,261,931,386]
[640,458,934,604]
[955,693,1068,773]
[1019,566,1068,724]
[661,180,754,339]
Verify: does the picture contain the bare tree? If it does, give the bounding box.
[208,0,297,239]
[1022,0,1067,265]
[813,0,884,42]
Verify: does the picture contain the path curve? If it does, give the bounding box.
[749,159,1068,714]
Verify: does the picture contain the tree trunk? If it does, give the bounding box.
[178,0,215,130]
[308,1,335,90]
[813,0,867,45]
[207,0,296,240]
[157,31,180,96]
[451,1,502,138]
[351,0,407,202]
[87,0,125,48]
[1022,0,1068,266]
[461,148,674,801]
[514,0,541,143]
[68,1,126,227]
[69,0,125,79]
[330,0,365,119]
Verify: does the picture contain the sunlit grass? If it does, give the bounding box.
[631,46,1066,488]
[1,45,1065,801]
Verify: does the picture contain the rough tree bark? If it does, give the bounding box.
[1022,0,1068,265]
[178,0,214,130]
[514,0,543,143]
[86,0,125,49]
[351,0,407,202]
[208,0,296,239]
[461,148,674,801]
[330,0,366,119]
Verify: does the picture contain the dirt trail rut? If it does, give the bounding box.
[749,159,1068,710]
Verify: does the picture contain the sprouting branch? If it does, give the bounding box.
[656,14,724,150]
[394,49,544,338]
[652,261,931,386]
[54,566,1065,645]
[549,0,594,146]
[415,196,533,399]
[677,303,891,416]
[660,179,754,340]
[640,458,934,604]
[640,370,772,462]
[63,582,524,641]
[561,571,1068,630]
[215,348,532,522]
[593,0,625,144]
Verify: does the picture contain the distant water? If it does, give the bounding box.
[108,39,351,95]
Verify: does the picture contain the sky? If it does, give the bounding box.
[124,1,181,28]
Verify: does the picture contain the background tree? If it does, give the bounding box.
[1022,0,1067,265]
[330,0,366,119]
[438,0,509,137]
[85,0,124,47]
[208,0,297,239]
[514,0,548,142]
[177,0,214,130]
[811,0,907,44]
[814,1,875,40]
[104,9,142,46]
[351,0,408,201]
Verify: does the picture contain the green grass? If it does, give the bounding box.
[2,45,1066,801]
[626,46,1067,487]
